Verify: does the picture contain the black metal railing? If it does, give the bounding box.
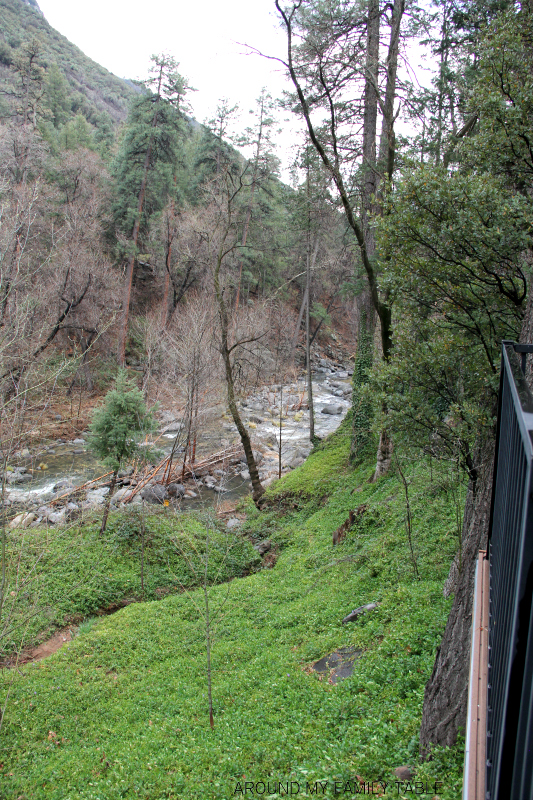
[487,341,533,800]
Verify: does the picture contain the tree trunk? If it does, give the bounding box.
[276,0,400,475]
[373,426,393,481]
[420,269,533,754]
[213,209,264,507]
[419,437,493,755]
[100,469,118,536]
[117,67,164,366]
[306,222,315,443]
[221,344,264,506]
[289,284,308,365]
[361,0,380,258]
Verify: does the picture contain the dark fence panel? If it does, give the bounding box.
[487,342,533,800]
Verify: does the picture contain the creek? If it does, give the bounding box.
[6,367,352,514]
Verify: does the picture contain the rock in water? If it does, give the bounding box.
[321,404,343,415]
[53,479,74,493]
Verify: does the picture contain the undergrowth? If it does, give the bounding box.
[1,510,260,658]
[0,419,465,798]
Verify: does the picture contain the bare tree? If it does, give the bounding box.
[268,0,406,477]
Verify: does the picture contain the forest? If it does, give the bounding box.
[0,0,532,796]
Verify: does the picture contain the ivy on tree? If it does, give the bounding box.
[87,371,157,534]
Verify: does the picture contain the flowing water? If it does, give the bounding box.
[10,369,352,510]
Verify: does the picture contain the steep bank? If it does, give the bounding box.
[0,420,464,798]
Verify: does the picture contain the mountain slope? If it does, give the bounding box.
[0,0,136,125]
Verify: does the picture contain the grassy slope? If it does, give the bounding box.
[1,511,261,658]
[0,420,465,799]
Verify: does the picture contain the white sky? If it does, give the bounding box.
[34,0,432,177]
[36,0,304,171]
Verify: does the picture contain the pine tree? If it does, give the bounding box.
[87,371,157,534]
[113,54,190,365]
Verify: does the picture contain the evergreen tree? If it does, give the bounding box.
[87,370,157,535]
[113,54,190,365]
[44,63,71,128]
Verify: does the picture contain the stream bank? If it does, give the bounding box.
[3,362,353,526]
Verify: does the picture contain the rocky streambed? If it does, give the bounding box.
[3,362,352,528]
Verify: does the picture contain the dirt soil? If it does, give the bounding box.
[1,626,76,668]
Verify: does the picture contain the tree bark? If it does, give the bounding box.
[289,284,308,365]
[213,190,264,507]
[420,260,533,755]
[100,469,118,537]
[419,436,493,755]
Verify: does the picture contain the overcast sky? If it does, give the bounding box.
[36,0,303,171]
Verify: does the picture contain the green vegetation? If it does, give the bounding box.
[1,509,261,657]
[0,0,134,131]
[0,422,464,798]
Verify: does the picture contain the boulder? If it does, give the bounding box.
[72,438,85,445]
[7,472,33,484]
[5,489,34,505]
[140,484,168,504]
[37,505,54,518]
[53,479,74,493]
[321,404,343,415]
[167,483,186,498]
[47,509,67,525]
[253,539,272,555]
[111,487,132,505]
[9,512,36,530]
[86,487,110,505]
[226,517,242,530]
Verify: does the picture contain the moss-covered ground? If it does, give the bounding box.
[0,420,465,799]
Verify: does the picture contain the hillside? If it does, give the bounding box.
[0,421,464,799]
[0,0,136,126]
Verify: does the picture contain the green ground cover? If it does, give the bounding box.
[1,510,260,657]
[0,420,465,799]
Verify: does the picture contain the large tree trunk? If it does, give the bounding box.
[419,437,494,755]
[420,268,533,755]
